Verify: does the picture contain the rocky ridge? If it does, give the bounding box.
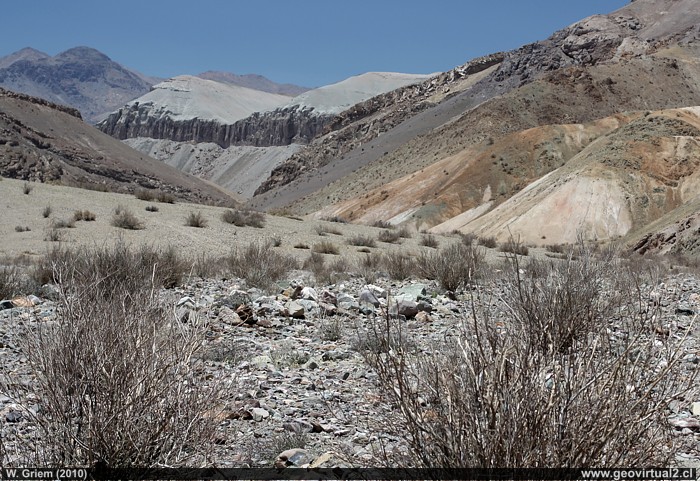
[0,47,155,123]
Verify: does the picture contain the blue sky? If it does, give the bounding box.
[3,0,629,88]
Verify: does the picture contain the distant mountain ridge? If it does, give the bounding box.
[196,71,310,97]
[0,46,156,124]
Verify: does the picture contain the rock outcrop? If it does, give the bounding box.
[98,103,334,148]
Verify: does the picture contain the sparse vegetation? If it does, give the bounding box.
[185,211,208,228]
[371,220,393,229]
[135,189,155,201]
[417,242,484,291]
[355,251,383,284]
[111,206,144,230]
[43,226,63,242]
[420,234,439,248]
[382,251,412,280]
[312,241,340,255]
[348,234,377,248]
[322,216,348,224]
[397,226,413,238]
[221,209,265,228]
[226,241,297,290]
[52,218,75,229]
[0,265,22,299]
[478,236,498,248]
[7,242,218,466]
[72,210,96,222]
[294,243,310,250]
[377,229,401,244]
[365,245,693,467]
[499,239,529,256]
[14,226,31,233]
[155,191,176,204]
[145,205,159,212]
[22,182,33,195]
[42,206,52,218]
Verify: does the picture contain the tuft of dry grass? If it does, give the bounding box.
[348,234,377,248]
[221,209,265,228]
[312,241,340,255]
[377,229,402,244]
[185,211,207,228]
[226,241,297,290]
[111,206,144,230]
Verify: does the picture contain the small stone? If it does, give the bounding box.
[415,311,433,322]
[675,306,695,316]
[251,407,269,422]
[397,284,427,302]
[236,304,256,324]
[301,286,318,301]
[5,411,22,423]
[275,448,311,468]
[692,402,700,417]
[286,300,305,318]
[389,298,419,318]
[320,290,337,305]
[359,289,380,307]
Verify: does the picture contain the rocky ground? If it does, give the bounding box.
[2,264,700,468]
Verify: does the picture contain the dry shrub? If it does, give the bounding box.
[294,243,310,250]
[185,211,207,228]
[499,239,529,256]
[0,265,23,299]
[365,244,692,467]
[417,242,484,291]
[397,226,413,239]
[22,182,32,195]
[348,234,376,248]
[478,236,498,248]
[227,241,297,290]
[312,241,340,255]
[355,252,383,284]
[155,191,176,204]
[112,206,144,230]
[303,252,348,285]
[371,220,393,229]
[135,189,155,201]
[322,216,348,224]
[145,205,159,212]
[14,226,30,233]
[53,218,75,229]
[221,209,265,228]
[42,205,52,218]
[72,210,96,222]
[3,243,219,466]
[420,234,439,248]
[378,229,401,244]
[382,251,412,280]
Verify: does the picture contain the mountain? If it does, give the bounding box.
[98,71,431,197]
[197,71,310,96]
[0,88,239,206]
[0,47,157,123]
[244,0,700,252]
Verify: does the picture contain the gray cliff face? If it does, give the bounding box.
[97,103,333,148]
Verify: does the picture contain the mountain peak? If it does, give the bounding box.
[54,46,112,63]
[0,47,50,69]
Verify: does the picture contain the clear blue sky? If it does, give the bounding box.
[2,0,629,88]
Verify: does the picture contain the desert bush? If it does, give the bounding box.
[545,243,567,254]
[478,236,498,248]
[111,206,144,230]
[42,206,52,218]
[185,211,208,228]
[135,189,155,201]
[316,224,343,236]
[499,239,529,256]
[355,252,383,284]
[227,241,297,290]
[371,220,393,229]
[14,226,30,233]
[420,234,439,248]
[303,252,348,284]
[155,191,176,204]
[4,243,219,466]
[322,216,348,224]
[382,251,412,280]
[397,226,413,239]
[312,241,340,255]
[145,205,159,212]
[221,209,265,228]
[348,234,376,248]
[417,242,484,291]
[72,210,96,222]
[377,229,401,244]
[52,218,75,229]
[22,182,32,195]
[459,232,477,245]
[0,265,22,299]
[43,226,63,242]
[270,235,283,247]
[294,243,310,250]
[365,245,693,467]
